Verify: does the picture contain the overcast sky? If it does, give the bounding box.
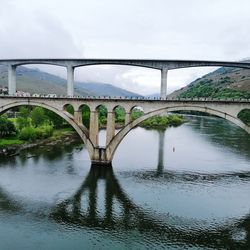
[1,0,250,95]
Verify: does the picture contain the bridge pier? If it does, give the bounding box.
[89,110,99,147]
[125,112,131,125]
[106,111,115,146]
[8,65,16,95]
[67,65,74,97]
[74,111,83,124]
[91,147,112,167]
[161,68,168,99]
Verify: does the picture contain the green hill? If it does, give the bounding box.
[0,65,141,97]
[169,63,250,99]
[169,62,250,125]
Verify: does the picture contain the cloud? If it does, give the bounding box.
[0,2,81,58]
[1,0,250,95]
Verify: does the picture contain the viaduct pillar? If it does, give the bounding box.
[161,68,168,99]
[8,65,16,95]
[67,66,74,97]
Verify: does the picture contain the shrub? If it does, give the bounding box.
[19,127,37,141]
[19,125,54,141]
[0,116,16,137]
[35,125,53,139]
[31,107,48,127]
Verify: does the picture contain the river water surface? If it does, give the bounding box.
[0,115,250,249]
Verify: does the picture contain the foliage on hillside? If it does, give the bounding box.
[178,73,250,125]
[179,79,250,99]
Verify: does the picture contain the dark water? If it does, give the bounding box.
[0,115,250,250]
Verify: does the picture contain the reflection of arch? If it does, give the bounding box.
[107,106,250,161]
[0,165,250,248]
[50,166,250,248]
[0,101,94,158]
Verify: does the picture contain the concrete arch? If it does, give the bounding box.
[0,101,95,158]
[63,103,75,114]
[106,105,250,161]
[74,62,160,70]
[130,105,145,113]
[113,104,126,111]
[10,61,66,67]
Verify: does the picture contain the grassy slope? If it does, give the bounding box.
[169,66,250,99]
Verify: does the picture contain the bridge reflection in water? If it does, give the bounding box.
[0,165,249,248]
[49,165,250,249]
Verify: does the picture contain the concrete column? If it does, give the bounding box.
[67,66,74,97]
[74,111,82,125]
[8,65,16,95]
[106,111,115,146]
[161,68,168,99]
[125,112,131,125]
[89,111,99,147]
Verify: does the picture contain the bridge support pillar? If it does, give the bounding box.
[91,147,112,166]
[8,65,16,95]
[67,66,74,97]
[74,111,82,125]
[125,112,131,125]
[161,68,168,100]
[106,111,115,146]
[89,110,99,147]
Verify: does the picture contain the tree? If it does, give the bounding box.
[45,110,65,128]
[31,107,48,127]
[0,116,16,137]
[16,107,30,130]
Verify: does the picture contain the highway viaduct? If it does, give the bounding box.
[0,59,250,165]
[1,58,250,98]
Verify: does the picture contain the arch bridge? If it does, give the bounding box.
[0,96,249,165]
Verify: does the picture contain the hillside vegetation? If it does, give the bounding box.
[170,66,250,99]
[170,64,250,125]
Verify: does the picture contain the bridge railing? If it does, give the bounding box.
[1,93,250,102]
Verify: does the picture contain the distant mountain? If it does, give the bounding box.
[168,61,250,99]
[146,93,160,98]
[74,81,142,97]
[0,65,141,97]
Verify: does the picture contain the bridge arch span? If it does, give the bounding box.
[0,101,95,159]
[106,105,250,161]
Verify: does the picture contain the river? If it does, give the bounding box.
[0,115,250,249]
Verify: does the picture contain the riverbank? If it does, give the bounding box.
[0,128,79,156]
[0,114,185,156]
